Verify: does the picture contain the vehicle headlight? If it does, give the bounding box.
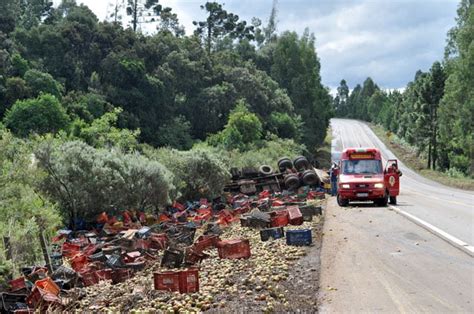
[341,184,350,189]
[374,183,384,189]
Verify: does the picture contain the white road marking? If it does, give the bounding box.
[389,205,474,257]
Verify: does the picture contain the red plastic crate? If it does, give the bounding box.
[287,206,303,225]
[179,269,199,293]
[194,235,220,253]
[134,239,151,251]
[150,233,168,250]
[217,239,251,259]
[35,278,60,296]
[95,269,113,281]
[80,271,99,287]
[61,242,81,258]
[111,269,132,285]
[270,210,289,227]
[9,277,26,292]
[154,271,180,292]
[26,287,61,310]
[70,254,88,272]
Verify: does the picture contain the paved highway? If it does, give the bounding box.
[318,118,474,313]
[331,118,474,247]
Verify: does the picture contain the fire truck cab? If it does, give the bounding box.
[337,148,401,207]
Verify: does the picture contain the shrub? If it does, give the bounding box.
[35,140,175,227]
[147,146,230,201]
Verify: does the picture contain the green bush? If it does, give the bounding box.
[35,140,175,227]
[147,146,230,201]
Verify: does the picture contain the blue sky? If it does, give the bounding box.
[74,0,459,91]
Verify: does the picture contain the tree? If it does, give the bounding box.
[264,0,278,42]
[335,79,349,116]
[24,69,63,99]
[4,94,69,137]
[156,116,193,150]
[207,100,263,150]
[126,0,163,32]
[193,2,254,55]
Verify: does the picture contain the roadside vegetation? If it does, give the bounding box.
[333,0,473,183]
[370,124,474,190]
[0,0,333,282]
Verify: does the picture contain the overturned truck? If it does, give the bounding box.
[224,156,324,194]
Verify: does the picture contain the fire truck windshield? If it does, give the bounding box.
[342,159,382,175]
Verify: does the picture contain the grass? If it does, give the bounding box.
[369,123,474,191]
[313,127,332,170]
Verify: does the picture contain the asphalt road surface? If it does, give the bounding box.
[330,118,473,246]
[318,118,474,313]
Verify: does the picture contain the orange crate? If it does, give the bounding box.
[193,235,220,253]
[95,269,113,281]
[80,271,99,287]
[26,287,61,311]
[61,242,81,258]
[35,278,60,296]
[217,239,251,259]
[154,271,180,292]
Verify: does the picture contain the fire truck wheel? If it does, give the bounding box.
[337,194,348,207]
[293,156,310,171]
[389,196,397,205]
[284,174,300,190]
[376,193,389,206]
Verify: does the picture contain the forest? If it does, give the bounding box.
[333,0,473,178]
[0,0,332,279]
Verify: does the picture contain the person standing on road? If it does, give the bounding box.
[330,163,339,196]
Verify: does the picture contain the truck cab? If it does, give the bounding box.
[336,148,401,207]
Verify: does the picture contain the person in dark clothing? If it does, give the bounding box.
[330,162,339,196]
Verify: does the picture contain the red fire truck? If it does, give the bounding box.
[336,148,401,207]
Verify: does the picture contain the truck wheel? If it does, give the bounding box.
[259,165,274,176]
[278,157,293,172]
[337,194,349,207]
[293,156,310,171]
[389,196,397,205]
[302,169,320,186]
[284,174,300,190]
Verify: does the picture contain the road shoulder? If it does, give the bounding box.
[318,197,474,313]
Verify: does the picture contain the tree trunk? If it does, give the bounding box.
[207,23,212,55]
[133,0,138,32]
[433,108,438,170]
[427,141,432,169]
[3,236,12,260]
[36,217,53,273]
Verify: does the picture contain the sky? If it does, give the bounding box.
[70,0,459,92]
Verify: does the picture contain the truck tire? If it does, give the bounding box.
[259,165,274,176]
[337,194,349,207]
[278,157,293,172]
[302,169,320,186]
[293,156,310,171]
[284,174,300,190]
[389,196,397,205]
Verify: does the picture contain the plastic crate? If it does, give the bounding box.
[35,278,60,296]
[111,269,132,285]
[286,229,312,246]
[217,239,251,259]
[270,210,289,228]
[287,206,304,225]
[26,287,61,310]
[70,254,88,272]
[260,227,285,241]
[194,235,220,253]
[95,269,113,281]
[161,249,184,268]
[179,269,199,293]
[61,242,81,258]
[80,271,99,287]
[154,271,180,292]
[1,292,27,312]
[9,277,26,292]
[150,234,168,250]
